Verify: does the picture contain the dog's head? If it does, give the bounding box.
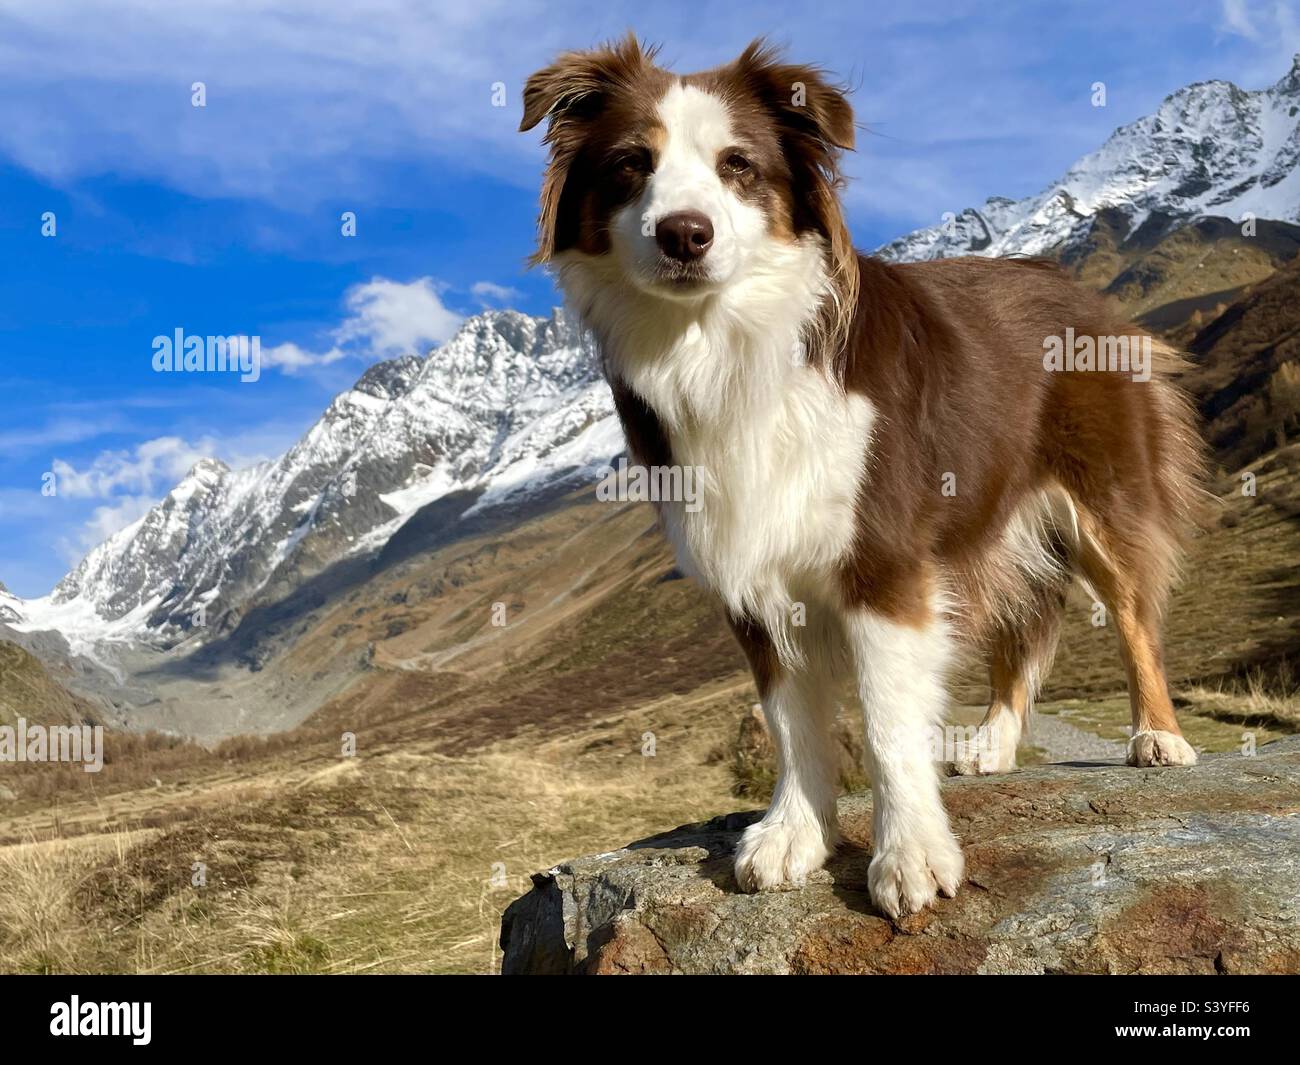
[520,37,857,330]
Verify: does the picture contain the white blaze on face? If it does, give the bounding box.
[611,82,768,292]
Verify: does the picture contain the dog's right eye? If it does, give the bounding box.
[612,151,650,176]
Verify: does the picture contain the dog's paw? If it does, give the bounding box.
[734,817,834,892]
[945,713,1019,776]
[868,828,964,919]
[1127,729,1197,767]
[946,741,1016,776]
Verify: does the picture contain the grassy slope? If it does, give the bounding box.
[0,641,103,732]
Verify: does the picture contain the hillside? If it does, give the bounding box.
[1181,257,1300,469]
[0,425,1295,971]
[1066,213,1300,327]
[0,641,102,732]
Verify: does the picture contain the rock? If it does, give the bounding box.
[500,736,1300,974]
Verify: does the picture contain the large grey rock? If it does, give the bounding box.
[500,736,1300,974]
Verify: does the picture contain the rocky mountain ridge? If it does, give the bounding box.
[8,309,616,652]
[877,56,1300,263]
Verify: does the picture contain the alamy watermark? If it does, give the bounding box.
[1043,328,1151,382]
[596,457,703,513]
[50,997,150,1045]
[927,723,992,763]
[0,717,103,773]
[152,329,261,382]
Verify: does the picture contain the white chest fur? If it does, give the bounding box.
[613,315,874,663]
[560,236,875,660]
[657,357,874,632]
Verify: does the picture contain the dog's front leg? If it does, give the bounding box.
[846,609,964,918]
[732,642,841,892]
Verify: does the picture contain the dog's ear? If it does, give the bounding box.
[520,35,656,264]
[726,40,858,369]
[519,36,645,133]
[519,52,606,134]
[727,39,855,152]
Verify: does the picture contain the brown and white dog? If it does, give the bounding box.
[520,38,1204,917]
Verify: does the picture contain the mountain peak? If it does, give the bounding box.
[353,354,423,400]
[188,456,230,478]
[1278,52,1300,94]
[168,457,230,501]
[878,58,1300,263]
[32,300,611,646]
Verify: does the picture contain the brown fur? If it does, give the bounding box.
[834,253,1206,739]
[520,36,674,264]
[837,255,1204,626]
[727,614,780,698]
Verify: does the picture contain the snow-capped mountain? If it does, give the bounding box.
[11,309,620,648]
[878,55,1300,262]
[0,581,24,625]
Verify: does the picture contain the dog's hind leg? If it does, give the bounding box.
[1075,512,1197,767]
[950,581,1066,775]
[1040,338,1203,766]
[728,616,842,891]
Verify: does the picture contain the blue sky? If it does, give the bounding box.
[0,0,1296,597]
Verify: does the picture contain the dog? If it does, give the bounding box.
[520,37,1204,918]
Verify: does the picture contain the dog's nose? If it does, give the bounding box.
[655,211,714,262]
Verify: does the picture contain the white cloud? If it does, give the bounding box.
[52,436,217,500]
[0,0,552,204]
[471,280,522,305]
[0,416,124,454]
[73,496,157,556]
[335,276,464,357]
[0,0,1290,237]
[267,276,465,372]
[260,341,348,374]
[1215,1,1300,84]
[1220,0,1260,39]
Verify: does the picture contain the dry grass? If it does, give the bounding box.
[0,694,742,974]
[0,730,221,806]
[3,654,1295,973]
[1180,659,1300,730]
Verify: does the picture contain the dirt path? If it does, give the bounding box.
[1025,711,1127,762]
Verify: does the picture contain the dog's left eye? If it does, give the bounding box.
[722,153,752,176]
